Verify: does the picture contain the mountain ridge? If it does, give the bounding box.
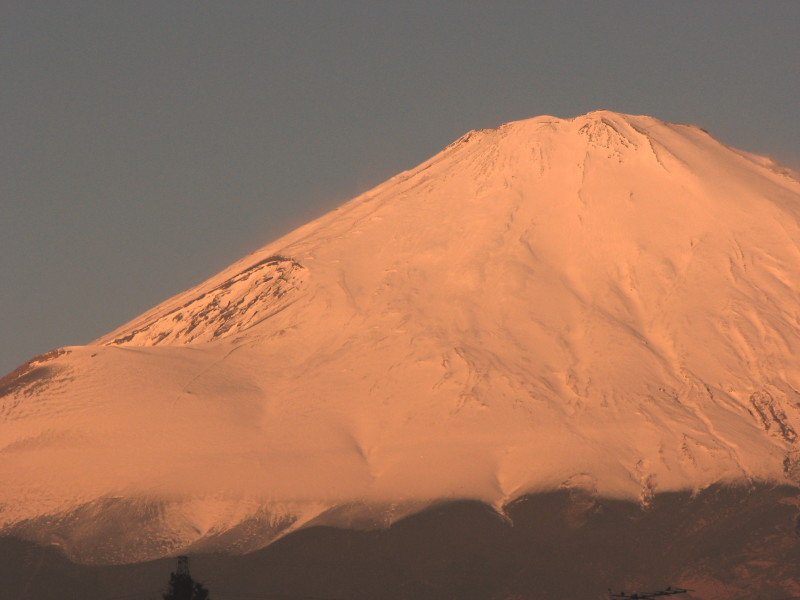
[3,110,800,564]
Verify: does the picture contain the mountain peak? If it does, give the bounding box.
[447,110,691,164]
[498,109,657,130]
[571,108,653,123]
[3,112,800,563]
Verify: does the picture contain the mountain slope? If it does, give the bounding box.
[2,111,800,564]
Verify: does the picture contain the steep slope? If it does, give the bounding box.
[2,111,800,565]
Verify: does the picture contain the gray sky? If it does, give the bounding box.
[2,1,799,375]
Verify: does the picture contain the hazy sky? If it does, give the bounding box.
[2,1,799,375]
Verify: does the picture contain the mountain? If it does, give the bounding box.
[2,111,800,598]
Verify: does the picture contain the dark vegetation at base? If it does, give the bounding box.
[1,484,799,600]
[163,557,210,600]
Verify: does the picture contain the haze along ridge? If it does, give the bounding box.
[3,111,800,563]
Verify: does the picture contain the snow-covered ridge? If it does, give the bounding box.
[97,256,306,346]
[0,349,72,418]
[3,111,800,563]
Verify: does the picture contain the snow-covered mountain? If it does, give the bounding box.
[2,110,800,568]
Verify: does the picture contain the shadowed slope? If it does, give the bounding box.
[2,485,799,600]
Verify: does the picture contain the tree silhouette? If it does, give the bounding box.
[163,556,210,600]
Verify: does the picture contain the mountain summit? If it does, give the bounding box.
[2,111,800,565]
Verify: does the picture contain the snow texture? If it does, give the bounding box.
[2,111,800,563]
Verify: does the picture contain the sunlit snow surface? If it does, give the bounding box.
[3,111,800,562]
